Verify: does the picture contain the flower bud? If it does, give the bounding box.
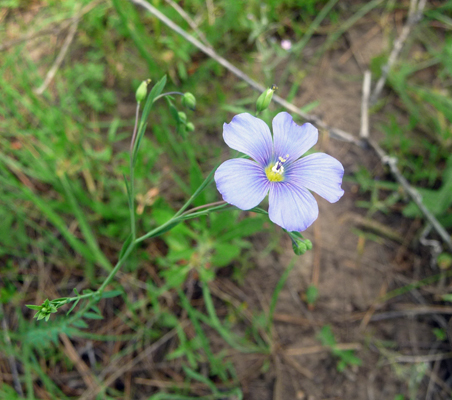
[304,239,313,250]
[292,239,307,256]
[178,111,187,124]
[256,84,277,113]
[135,79,151,103]
[182,92,196,110]
[186,122,195,132]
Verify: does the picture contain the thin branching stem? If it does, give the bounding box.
[153,91,184,102]
[129,103,141,240]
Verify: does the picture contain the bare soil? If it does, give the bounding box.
[222,23,450,400]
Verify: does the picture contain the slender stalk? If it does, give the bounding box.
[153,91,184,102]
[129,103,141,240]
[267,257,297,331]
[179,200,226,216]
[173,163,219,218]
[129,103,141,153]
[97,240,136,294]
[66,292,95,302]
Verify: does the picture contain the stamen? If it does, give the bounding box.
[266,154,290,182]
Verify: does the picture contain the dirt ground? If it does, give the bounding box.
[220,24,449,400]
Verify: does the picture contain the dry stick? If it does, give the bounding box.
[1,0,102,52]
[284,342,361,357]
[360,70,371,139]
[0,26,68,52]
[131,0,451,251]
[426,357,440,400]
[34,14,80,95]
[60,333,98,391]
[280,353,314,380]
[128,0,359,146]
[1,306,24,397]
[394,352,452,363]
[79,327,180,400]
[164,0,212,48]
[370,0,427,104]
[360,44,452,251]
[368,138,452,252]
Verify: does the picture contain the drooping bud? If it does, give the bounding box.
[135,79,151,103]
[182,92,196,110]
[256,84,277,113]
[186,122,195,132]
[292,239,307,256]
[178,111,187,124]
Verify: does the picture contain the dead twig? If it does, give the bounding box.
[360,70,371,140]
[79,327,181,400]
[359,62,452,252]
[393,352,452,363]
[370,0,427,103]
[34,13,80,95]
[339,213,405,243]
[272,313,323,327]
[164,0,211,48]
[0,25,70,52]
[367,138,452,252]
[426,358,441,400]
[284,342,361,357]
[60,333,98,391]
[359,280,388,331]
[128,0,360,145]
[280,352,314,380]
[1,305,24,397]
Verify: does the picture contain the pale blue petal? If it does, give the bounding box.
[215,158,269,210]
[268,182,319,232]
[286,153,344,203]
[223,113,273,166]
[272,112,318,163]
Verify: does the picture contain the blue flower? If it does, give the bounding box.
[214,112,344,232]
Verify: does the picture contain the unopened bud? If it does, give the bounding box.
[182,92,196,110]
[135,79,151,103]
[304,239,313,250]
[256,84,277,112]
[178,111,187,124]
[186,122,195,132]
[292,239,307,256]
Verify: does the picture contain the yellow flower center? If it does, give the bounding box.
[265,155,289,182]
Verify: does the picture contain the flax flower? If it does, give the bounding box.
[214,112,344,232]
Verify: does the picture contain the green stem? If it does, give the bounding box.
[129,103,141,240]
[97,240,136,294]
[135,203,230,244]
[179,200,226,216]
[61,164,224,311]
[153,91,184,102]
[66,292,93,302]
[173,163,219,218]
[267,257,297,331]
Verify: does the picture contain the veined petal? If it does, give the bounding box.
[272,112,318,163]
[223,113,273,166]
[215,158,270,210]
[268,182,319,232]
[286,153,344,203]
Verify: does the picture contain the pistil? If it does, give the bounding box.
[265,154,289,182]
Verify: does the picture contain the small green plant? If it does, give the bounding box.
[317,325,362,372]
[305,284,319,306]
